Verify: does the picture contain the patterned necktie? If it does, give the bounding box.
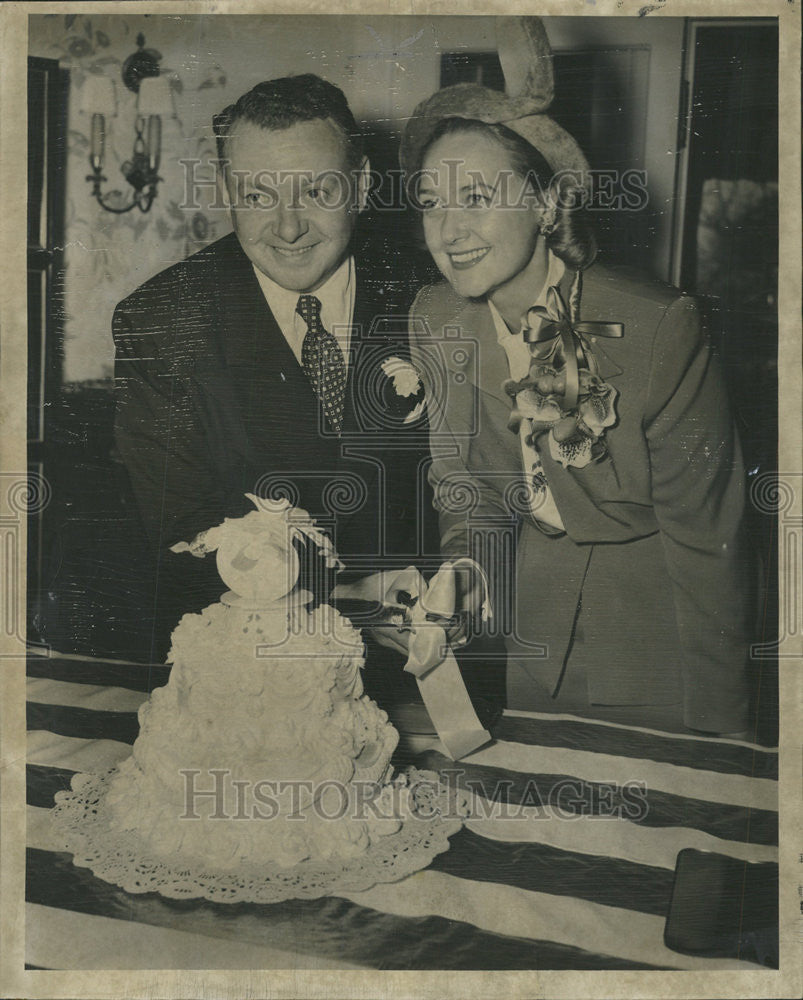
[296,294,347,435]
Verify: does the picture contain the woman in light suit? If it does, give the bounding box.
[401,19,753,737]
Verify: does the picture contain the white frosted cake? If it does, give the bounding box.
[103,496,407,870]
[54,495,465,902]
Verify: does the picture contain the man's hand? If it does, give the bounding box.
[332,560,491,661]
[332,567,427,656]
[332,567,426,607]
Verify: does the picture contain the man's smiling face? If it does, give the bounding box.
[220,118,366,293]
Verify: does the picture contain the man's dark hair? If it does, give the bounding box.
[213,74,364,170]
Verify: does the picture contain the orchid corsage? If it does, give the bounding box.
[505,285,623,470]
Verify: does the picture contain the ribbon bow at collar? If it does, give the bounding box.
[525,285,623,411]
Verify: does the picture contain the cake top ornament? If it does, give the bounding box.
[170,494,342,606]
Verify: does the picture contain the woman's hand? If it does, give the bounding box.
[332,561,490,661]
[441,560,488,647]
[411,559,490,649]
[332,567,426,657]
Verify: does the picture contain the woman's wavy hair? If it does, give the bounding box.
[414,117,597,272]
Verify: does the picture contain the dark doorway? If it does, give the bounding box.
[680,22,779,746]
[27,57,68,649]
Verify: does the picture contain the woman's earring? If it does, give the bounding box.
[539,203,557,236]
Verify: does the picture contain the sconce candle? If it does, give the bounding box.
[147,115,162,173]
[90,113,105,170]
[85,34,173,214]
[87,113,160,214]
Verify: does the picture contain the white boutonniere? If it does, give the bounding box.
[379,356,426,424]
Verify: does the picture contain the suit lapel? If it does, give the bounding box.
[215,237,302,378]
[342,270,403,435]
[568,267,624,382]
[437,266,626,423]
[331,266,409,558]
[342,272,373,436]
[339,268,384,460]
[534,265,629,537]
[210,237,323,447]
[450,299,511,406]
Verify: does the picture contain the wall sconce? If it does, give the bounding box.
[85,33,173,214]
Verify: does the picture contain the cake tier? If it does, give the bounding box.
[104,600,403,869]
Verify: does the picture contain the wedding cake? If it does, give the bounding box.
[53,495,464,902]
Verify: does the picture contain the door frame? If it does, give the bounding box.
[669,17,778,289]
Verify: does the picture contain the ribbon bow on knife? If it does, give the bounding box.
[333,561,493,761]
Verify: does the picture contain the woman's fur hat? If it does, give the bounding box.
[400,18,590,185]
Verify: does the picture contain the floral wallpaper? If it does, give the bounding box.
[31,14,230,383]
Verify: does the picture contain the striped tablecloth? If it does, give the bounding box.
[26,654,778,971]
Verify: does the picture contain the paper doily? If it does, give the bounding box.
[52,767,466,904]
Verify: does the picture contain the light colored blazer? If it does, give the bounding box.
[410,262,751,733]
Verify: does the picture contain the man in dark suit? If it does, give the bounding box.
[112,75,433,662]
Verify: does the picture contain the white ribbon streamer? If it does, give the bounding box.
[403,559,492,760]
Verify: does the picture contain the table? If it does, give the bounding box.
[26,653,778,971]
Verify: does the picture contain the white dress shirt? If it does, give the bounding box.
[252,255,355,371]
[488,251,566,532]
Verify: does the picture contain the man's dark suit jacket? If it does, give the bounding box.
[112,232,434,653]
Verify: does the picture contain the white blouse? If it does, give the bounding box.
[487,252,566,533]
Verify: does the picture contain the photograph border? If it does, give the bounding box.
[1,1,800,997]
